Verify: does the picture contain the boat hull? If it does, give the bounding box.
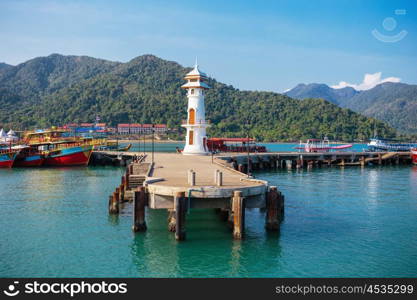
[412,149,417,165]
[44,146,93,166]
[14,155,45,167]
[0,152,18,168]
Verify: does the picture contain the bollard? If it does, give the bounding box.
[188,170,196,186]
[217,171,223,187]
[214,169,219,185]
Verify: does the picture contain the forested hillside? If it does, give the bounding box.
[0,54,397,141]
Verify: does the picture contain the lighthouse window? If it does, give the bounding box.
[190,79,197,82]
[190,89,194,95]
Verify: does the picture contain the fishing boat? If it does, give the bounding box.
[295,138,352,153]
[412,148,417,165]
[38,141,93,166]
[367,138,417,152]
[0,148,20,168]
[23,129,93,166]
[13,145,45,167]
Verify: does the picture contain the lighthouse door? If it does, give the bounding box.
[189,108,195,125]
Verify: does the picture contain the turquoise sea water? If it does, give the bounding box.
[1,143,416,277]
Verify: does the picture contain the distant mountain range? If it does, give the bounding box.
[285,82,417,134]
[0,54,398,141]
[0,62,12,71]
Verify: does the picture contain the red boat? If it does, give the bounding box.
[13,145,45,167]
[42,142,93,166]
[207,138,267,153]
[0,148,20,168]
[412,148,417,165]
[295,138,352,153]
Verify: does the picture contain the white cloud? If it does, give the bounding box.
[331,72,400,91]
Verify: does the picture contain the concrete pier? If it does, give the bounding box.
[109,152,273,240]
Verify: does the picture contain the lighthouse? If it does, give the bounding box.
[181,62,210,155]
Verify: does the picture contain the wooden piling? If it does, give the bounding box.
[175,192,186,241]
[167,209,176,232]
[265,186,279,231]
[238,164,245,173]
[132,186,147,232]
[109,191,119,214]
[232,190,245,239]
[219,208,229,222]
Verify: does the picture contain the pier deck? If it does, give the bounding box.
[146,153,268,209]
[108,152,282,240]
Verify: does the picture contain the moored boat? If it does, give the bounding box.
[412,148,417,165]
[367,138,417,152]
[295,138,352,153]
[13,145,45,167]
[0,148,20,168]
[42,142,93,166]
[206,138,267,153]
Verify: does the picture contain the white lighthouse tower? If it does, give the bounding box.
[181,62,210,155]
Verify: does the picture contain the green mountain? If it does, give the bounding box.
[285,82,417,134]
[0,54,397,141]
[0,62,12,71]
[343,82,417,134]
[0,54,120,100]
[285,83,358,106]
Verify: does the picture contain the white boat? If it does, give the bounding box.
[295,137,352,153]
[367,138,416,152]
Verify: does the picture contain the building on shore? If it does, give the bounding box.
[116,123,167,135]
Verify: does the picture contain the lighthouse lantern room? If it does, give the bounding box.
[181,62,210,155]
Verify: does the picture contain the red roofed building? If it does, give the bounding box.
[154,124,167,133]
[129,123,142,134]
[117,124,130,134]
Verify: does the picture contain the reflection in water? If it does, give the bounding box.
[229,240,243,276]
[366,168,379,206]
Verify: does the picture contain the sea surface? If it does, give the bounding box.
[1,143,416,277]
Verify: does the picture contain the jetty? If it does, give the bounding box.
[108,152,284,240]
[219,151,412,170]
[106,149,412,240]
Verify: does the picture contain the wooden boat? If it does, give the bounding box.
[40,142,93,166]
[0,148,20,168]
[367,138,417,152]
[412,148,417,165]
[22,128,93,166]
[295,138,352,153]
[13,145,45,167]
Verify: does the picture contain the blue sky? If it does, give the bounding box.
[1,0,416,92]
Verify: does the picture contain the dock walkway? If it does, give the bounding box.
[109,152,282,240]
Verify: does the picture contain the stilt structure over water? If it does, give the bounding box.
[109,153,283,241]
